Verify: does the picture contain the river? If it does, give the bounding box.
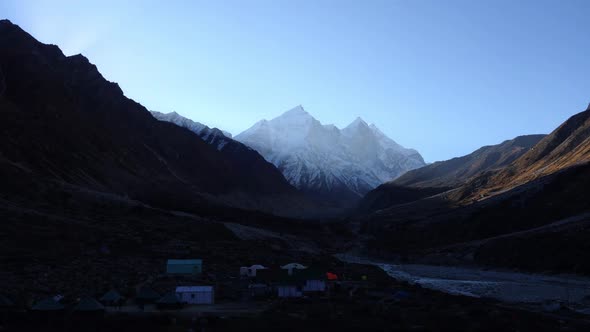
[336,254,590,311]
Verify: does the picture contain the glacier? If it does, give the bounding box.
[235,105,425,203]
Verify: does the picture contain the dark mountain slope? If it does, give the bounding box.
[359,135,544,212]
[364,161,590,273]
[361,105,590,275]
[0,19,298,215]
[150,111,294,199]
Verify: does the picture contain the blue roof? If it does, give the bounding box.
[167,259,202,265]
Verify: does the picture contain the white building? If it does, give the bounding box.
[240,264,267,277]
[303,279,326,292]
[175,286,214,304]
[277,285,302,298]
[248,283,270,298]
[280,263,307,276]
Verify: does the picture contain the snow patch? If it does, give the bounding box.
[151,111,233,151]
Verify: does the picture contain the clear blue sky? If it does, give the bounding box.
[2,0,589,162]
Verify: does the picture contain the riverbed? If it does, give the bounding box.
[336,254,590,310]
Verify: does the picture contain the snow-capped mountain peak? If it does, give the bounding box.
[282,105,309,117]
[235,106,426,205]
[272,105,316,128]
[346,116,369,129]
[342,117,373,139]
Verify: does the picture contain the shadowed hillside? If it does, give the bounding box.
[360,105,590,275]
[0,19,321,217]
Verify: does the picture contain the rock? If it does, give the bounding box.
[0,66,5,97]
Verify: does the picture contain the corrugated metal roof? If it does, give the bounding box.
[176,286,213,292]
[167,259,202,265]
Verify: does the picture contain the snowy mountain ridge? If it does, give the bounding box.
[151,111,234,150]
[235,106,425,204]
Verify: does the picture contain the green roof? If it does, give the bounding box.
[74,297,105,312]
[166,259,202,275]
[32,298,65,311]
[100,289,122,303]
[167,259,202,265]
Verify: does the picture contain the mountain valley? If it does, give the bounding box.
[2,17,590,332]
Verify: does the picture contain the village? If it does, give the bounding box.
[0,258,399,331]
[92,259,352,310]
[3,256,589,332]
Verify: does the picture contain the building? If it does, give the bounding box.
[279,268,328,297]
[73,297,105,313]
[303,279,326,292]
[248,283,270,298]
[176,286,214,304]
[240,264,267,277]
[254,268,283,284]
[136,287,160,305]
[277,284,302,298]
[270,269,305,298]
[166,259,202,275]
[99,289,123,306]
[31,298,65,322]
[71,297,105,328]
[256,267,327,298]
[280,263,307,275]
[298,269,327,292]
[157,292,182,310]
[31,298,65,311]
